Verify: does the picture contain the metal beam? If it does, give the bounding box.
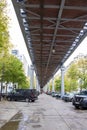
[29,25,82,31]
[25,9,55,24]
[27,16,87,22]
[31,33,76,37]
[20,4,87,11]
[61,14,87,24]
[45,0,65,76]
[61,18,87,22]
[32,39,73,43]
[59,25,79,34]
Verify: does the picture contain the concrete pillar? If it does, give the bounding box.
[43,84,47,92]
[36,79,40,91]
[46,83,49,92]
[52,77,55,92]
[61,65,65,97]
[30,65,34,89]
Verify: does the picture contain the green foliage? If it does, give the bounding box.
[76,57,87,90]
[0,0,29,89]
[64,76,78,92]
[67,63,78,80]
[0,55,29,89]
[64,63,78,92]
[48,81,52,91]
[18,77,30,89]
[55,76,61,91]
[64,57,87,91]
[0,0,10,54]
[51,57,87,92]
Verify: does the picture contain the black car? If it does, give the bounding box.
[72,90,87,109]
[6,89,38,102]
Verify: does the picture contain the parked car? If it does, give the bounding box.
[46,91,52,95]
[72,90,87,109]
[6,89,38,102]
[55,93,61,99]
[62,93,74,102]
[51,92,58,97]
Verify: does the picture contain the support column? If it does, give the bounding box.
[43,84,47,92]
[61,65,65,97]
[52,76,55,92]
[30,65,34,89]
[36,79,40,92]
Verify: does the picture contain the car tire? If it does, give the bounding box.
[25,98,29,102]
[7,97,11,101]
[32,100,35,102]
[75,105,79,109]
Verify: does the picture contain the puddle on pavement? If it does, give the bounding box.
[11,112,23,121]
[32,124,42,128]
[0,112,23,130]
[0,121,20,130]
[0,110,43,130]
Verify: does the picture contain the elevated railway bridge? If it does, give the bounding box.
[12,0,87,94]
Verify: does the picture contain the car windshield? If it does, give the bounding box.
[10,89,17,93]
[80,91,87,95]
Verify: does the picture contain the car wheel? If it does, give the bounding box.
[25,98,29,102]
[75,105,79,109]
[32,100,35,102]
[7,97,11,101]
[71,98,73,102]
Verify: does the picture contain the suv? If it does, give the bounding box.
[6,89,38,102]
[72,90,87,109]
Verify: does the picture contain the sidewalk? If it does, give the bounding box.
[0,100,19,128]
[0,94,87,130]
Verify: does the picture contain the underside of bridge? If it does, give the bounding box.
[12,0,87,88]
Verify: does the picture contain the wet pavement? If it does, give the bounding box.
[0,94,87,130]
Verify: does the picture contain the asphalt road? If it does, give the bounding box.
[0,94,87,130]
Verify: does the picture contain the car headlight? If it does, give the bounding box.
[83,97,87,101]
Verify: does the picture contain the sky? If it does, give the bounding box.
[64,36,87,67]
[7,0,87,69]
[7,0,31,65]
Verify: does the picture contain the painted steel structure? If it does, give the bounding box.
[12,0,87,88]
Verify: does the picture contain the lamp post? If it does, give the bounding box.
[79,78,83,91]
[52,76,55,92]
[30,65,34,89]
[61,65,65,97]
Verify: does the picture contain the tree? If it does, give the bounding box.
[76,57,87,90]
[64,56,87,92]
[0,0,11,92]
[55,76,61,92]
[0,0,29,92]
[65,63,78,92]
[0,55,29,90]
[0,0,10,55]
